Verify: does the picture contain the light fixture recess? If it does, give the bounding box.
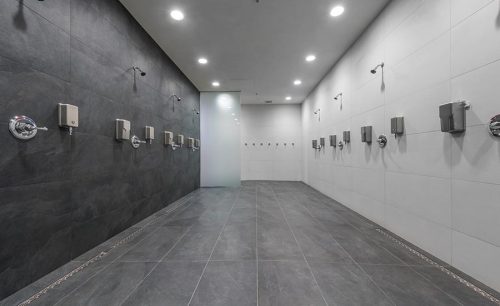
[330,5,345,17]
[170,9,185,21]
[305,55,316,62]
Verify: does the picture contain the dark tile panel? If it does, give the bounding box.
[0,0,70,80]
[21,0,71,33]
[0,181,73,298]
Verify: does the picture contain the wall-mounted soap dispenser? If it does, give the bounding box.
[439,101,470,133]
[330,135,337,148]
[115,119,131,141]
[319,137,325,149]
[176,134,184,149]
[58,103,78,135]
[164,131,178,150]
[145,126,155,144]
[312,140,318,149]
[194,139,201,150]
[187,137,198,151]
[361,126,372,143]
[391,117,404,137]
[343,131,350,144]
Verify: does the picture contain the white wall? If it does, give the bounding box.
[200,92,241,187]
[302,0,500,291]
[241,104,302,181]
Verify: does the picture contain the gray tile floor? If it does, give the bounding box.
[3,181,500,306]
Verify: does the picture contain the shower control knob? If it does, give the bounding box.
[489,115,500,137]
[338,141,344,150]
[131,135,147,149]
[9,115,48,140]
[377,135,387,148]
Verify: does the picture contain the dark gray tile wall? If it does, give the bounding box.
[0,0,200,298]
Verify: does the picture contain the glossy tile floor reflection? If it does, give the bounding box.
[3,181,499,306]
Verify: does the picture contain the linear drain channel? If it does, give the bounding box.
[376,228,500,305]
[17,195,192,306]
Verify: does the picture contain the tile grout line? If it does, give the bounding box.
[117,221,197,305]
[286,188,398,306]
[268,184,329,306]
[255,184,259,306]
[376,228,500,305]
[300,185,499,305]
[186,189,240,306]
[20,193,195,306]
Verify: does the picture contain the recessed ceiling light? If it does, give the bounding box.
[293,79,302,86]
[198,58,208,64]
[285,96,292,101]
[212,81,220,87]
[305,55,316,62]
[170,10,185,21]
[330,5,345,17]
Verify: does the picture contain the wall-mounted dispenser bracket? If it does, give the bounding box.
[391,117,404,138]
[58,103,79,136]
[194,139,200,151]
[187,137,198,151]
[361,126,373,144]
[319,137,325,149]
[131,135,146,149]
[164,131,179,150]
[9,115,48,140]
[343,131,350,144]
[144,126,155,144]
[330,135,337,148]
[312,140,321,150]
[115,119,131,141]
[439,101,471,134]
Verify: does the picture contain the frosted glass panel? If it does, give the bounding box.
[200,92,241,187]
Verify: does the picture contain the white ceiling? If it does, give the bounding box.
[120,0,389,104]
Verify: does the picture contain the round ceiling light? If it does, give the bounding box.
[198,58,208,64]
[330,6,345,17]
[293,79,302,86]
[285,96,292,101]
[212,81,220,87]
[305,55,316,62]
[170,10,185,21]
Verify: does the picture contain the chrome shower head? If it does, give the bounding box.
[172,94,182,102]
[133,66,146,76]
[370,62,384,74]
[193,108,200,115]
[334,93,343,100]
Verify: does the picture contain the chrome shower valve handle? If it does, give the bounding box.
[131,135,147,149]
[9,116,48,140]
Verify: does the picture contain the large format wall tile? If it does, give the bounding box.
[303,0,500,291]
[0,0,200,299]
[452,179,500,247]
[451,1,500,77]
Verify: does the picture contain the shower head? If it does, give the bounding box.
[193,108,200,115]
[133,66,146,76]
[313,109,320,115]
[370,62,384,74]
[172,94,182,102]
[334,93,343,100]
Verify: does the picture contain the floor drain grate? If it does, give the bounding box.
[17,196,192,306]
[376,228,500,305]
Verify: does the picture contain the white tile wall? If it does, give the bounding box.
[302,0,500,292]
[241,104,302,181]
